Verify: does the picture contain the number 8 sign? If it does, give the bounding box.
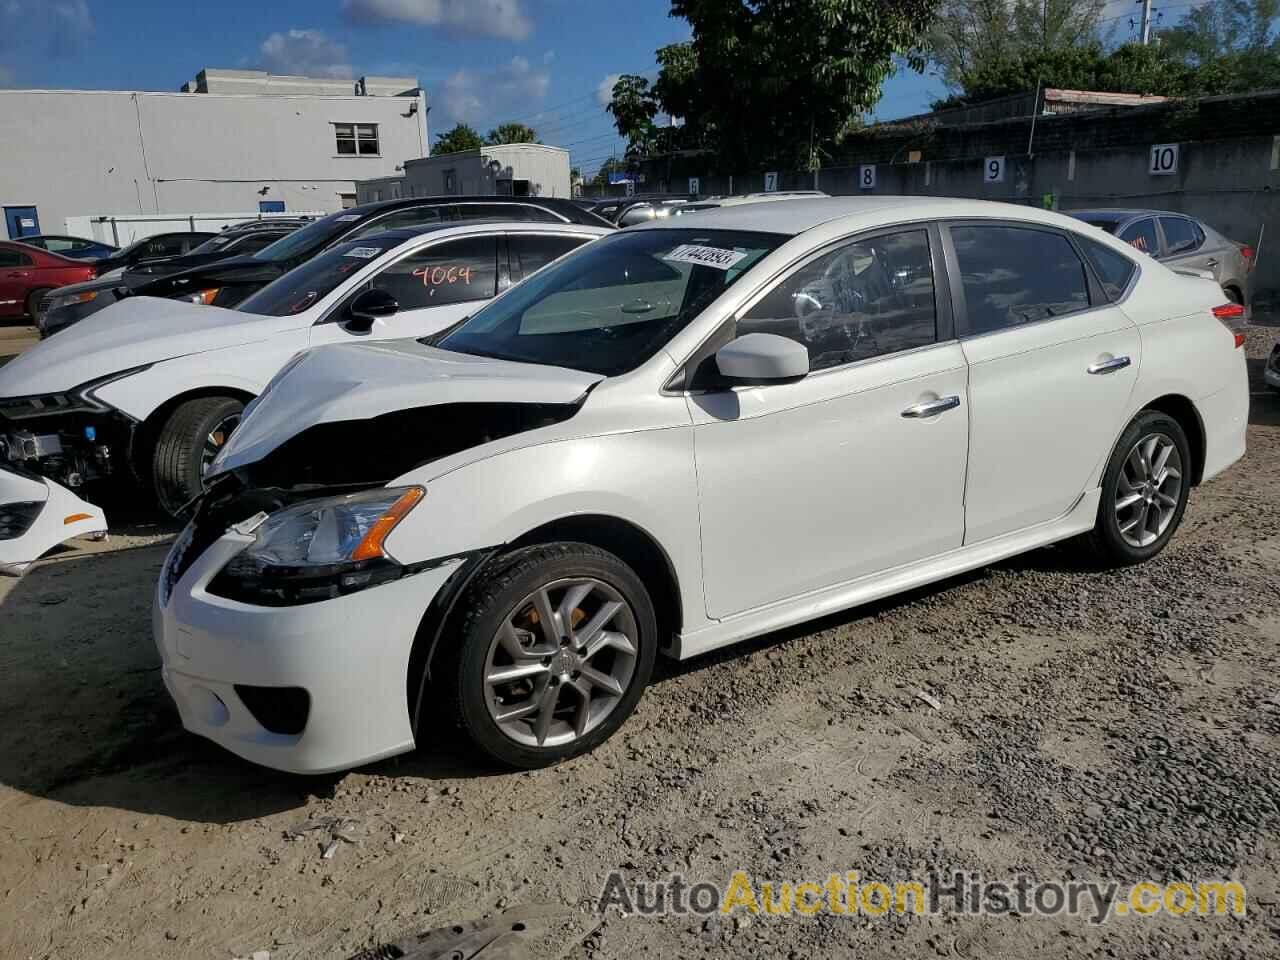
[859,165,876,190]
[984,156,1005,184]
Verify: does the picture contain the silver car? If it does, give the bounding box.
[1069,208,1255,314]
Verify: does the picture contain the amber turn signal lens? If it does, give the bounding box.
[351,487,424,561]
[63,512,93,524]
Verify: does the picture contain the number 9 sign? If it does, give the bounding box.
[984,156,1005,184]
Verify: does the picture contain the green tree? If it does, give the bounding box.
[433,123,484,155]
[606,74,659,159]
[486,122,540,145]
[608,1,936,169]
[928,0,1108,96]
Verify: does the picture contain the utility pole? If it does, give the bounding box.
[1138,0,1153,44]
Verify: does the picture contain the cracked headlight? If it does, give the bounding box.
[208,486,424,606]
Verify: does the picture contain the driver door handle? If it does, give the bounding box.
[901,396,961,418]
[1205,258,1219,268]
[1088,355,1131,375]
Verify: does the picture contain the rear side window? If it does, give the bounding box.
[1159,217,1201,256]
[739,228,938,370]
[509,234,592,282]
[1078,236,1137,300]
[1119,218,1158,256]
[0,248,30,267]
[369,236,499,309]
[951,225,1090,335]
[347,207,444,241]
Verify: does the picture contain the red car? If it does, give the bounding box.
[0,241,96,322]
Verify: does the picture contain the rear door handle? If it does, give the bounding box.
[901,396,961,418]
[1088,356,1131,375]
[1205,258,1219,268]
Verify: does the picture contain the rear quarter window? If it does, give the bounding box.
[1077,236,1137,300]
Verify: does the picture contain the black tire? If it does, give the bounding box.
[25,288,52,324]
[1081,410,1191,567]
[440,542,657,769]
[151,396,244,516]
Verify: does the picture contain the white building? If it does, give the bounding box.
[358,143,571,204]
[0,67,429,241]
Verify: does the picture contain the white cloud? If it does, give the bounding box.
[258,29,353,80]
[596,72,621,108]
[342,0,533,41]
[439,55,550,130]
[0,0,93,56]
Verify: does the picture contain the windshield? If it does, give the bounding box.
[253,209,361,263]
[1071,213,1125,235]
[437,228,785,376]
[189,233,245,255]
[237,236,401,316]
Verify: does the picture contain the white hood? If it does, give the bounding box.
[0,297,304,397]
[211,340,604,474]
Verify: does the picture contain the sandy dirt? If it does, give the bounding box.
[1,323,1278,960]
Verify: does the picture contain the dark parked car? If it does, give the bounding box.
[39,224,304,337]
[0,241,96,321]
[16,234,119,260]
[89,231,217,274]
[108,196,615,313]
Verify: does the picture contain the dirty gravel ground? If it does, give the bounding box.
[1,324,1278,960]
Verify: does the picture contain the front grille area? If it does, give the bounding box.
[235,685,310,735]
[0,501,42,540]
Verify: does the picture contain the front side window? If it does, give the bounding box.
[738,229,937,371]
[438,228,785,376]
[1119,218,1158,256]
[368,236,498,310]
[1159,216,1201,256]
[1078,236,1137,300]
[336,123,379,156]
[951,225,1090,335]
[237,236,402,317]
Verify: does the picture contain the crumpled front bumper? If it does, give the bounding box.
[0,465,107,576]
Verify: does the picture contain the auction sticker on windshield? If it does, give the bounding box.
[664,244,749,270]
[344,247,383,259]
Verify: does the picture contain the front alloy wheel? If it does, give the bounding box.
[444,543,657,768]
[484,578,638,748]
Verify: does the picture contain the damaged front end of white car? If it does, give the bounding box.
[0,462,108,576]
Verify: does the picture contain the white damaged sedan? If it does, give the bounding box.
[155,197,1248,773]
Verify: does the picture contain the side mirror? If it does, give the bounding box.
[346,288,399,332]
[715,332,809,384]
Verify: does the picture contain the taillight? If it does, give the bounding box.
[1212,303,1246,348]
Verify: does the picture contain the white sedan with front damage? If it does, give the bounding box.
[155,197,1248,774]
[0,221,608,516]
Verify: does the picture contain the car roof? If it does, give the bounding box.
[630,195,1124,238]
[1070,208,1194,221]
[365,220,611,245]
[345,195,610,225]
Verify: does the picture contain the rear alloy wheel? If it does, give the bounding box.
[445,543,656,768]
[151,396,244,516]
[1084,410,1191,566]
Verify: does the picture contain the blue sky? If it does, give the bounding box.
[0,0,1153,177]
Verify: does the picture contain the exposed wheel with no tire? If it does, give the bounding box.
[25,288,52,325]
[443,542,657,768]
[152,396,244,516]
[1083,409,1191,566]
